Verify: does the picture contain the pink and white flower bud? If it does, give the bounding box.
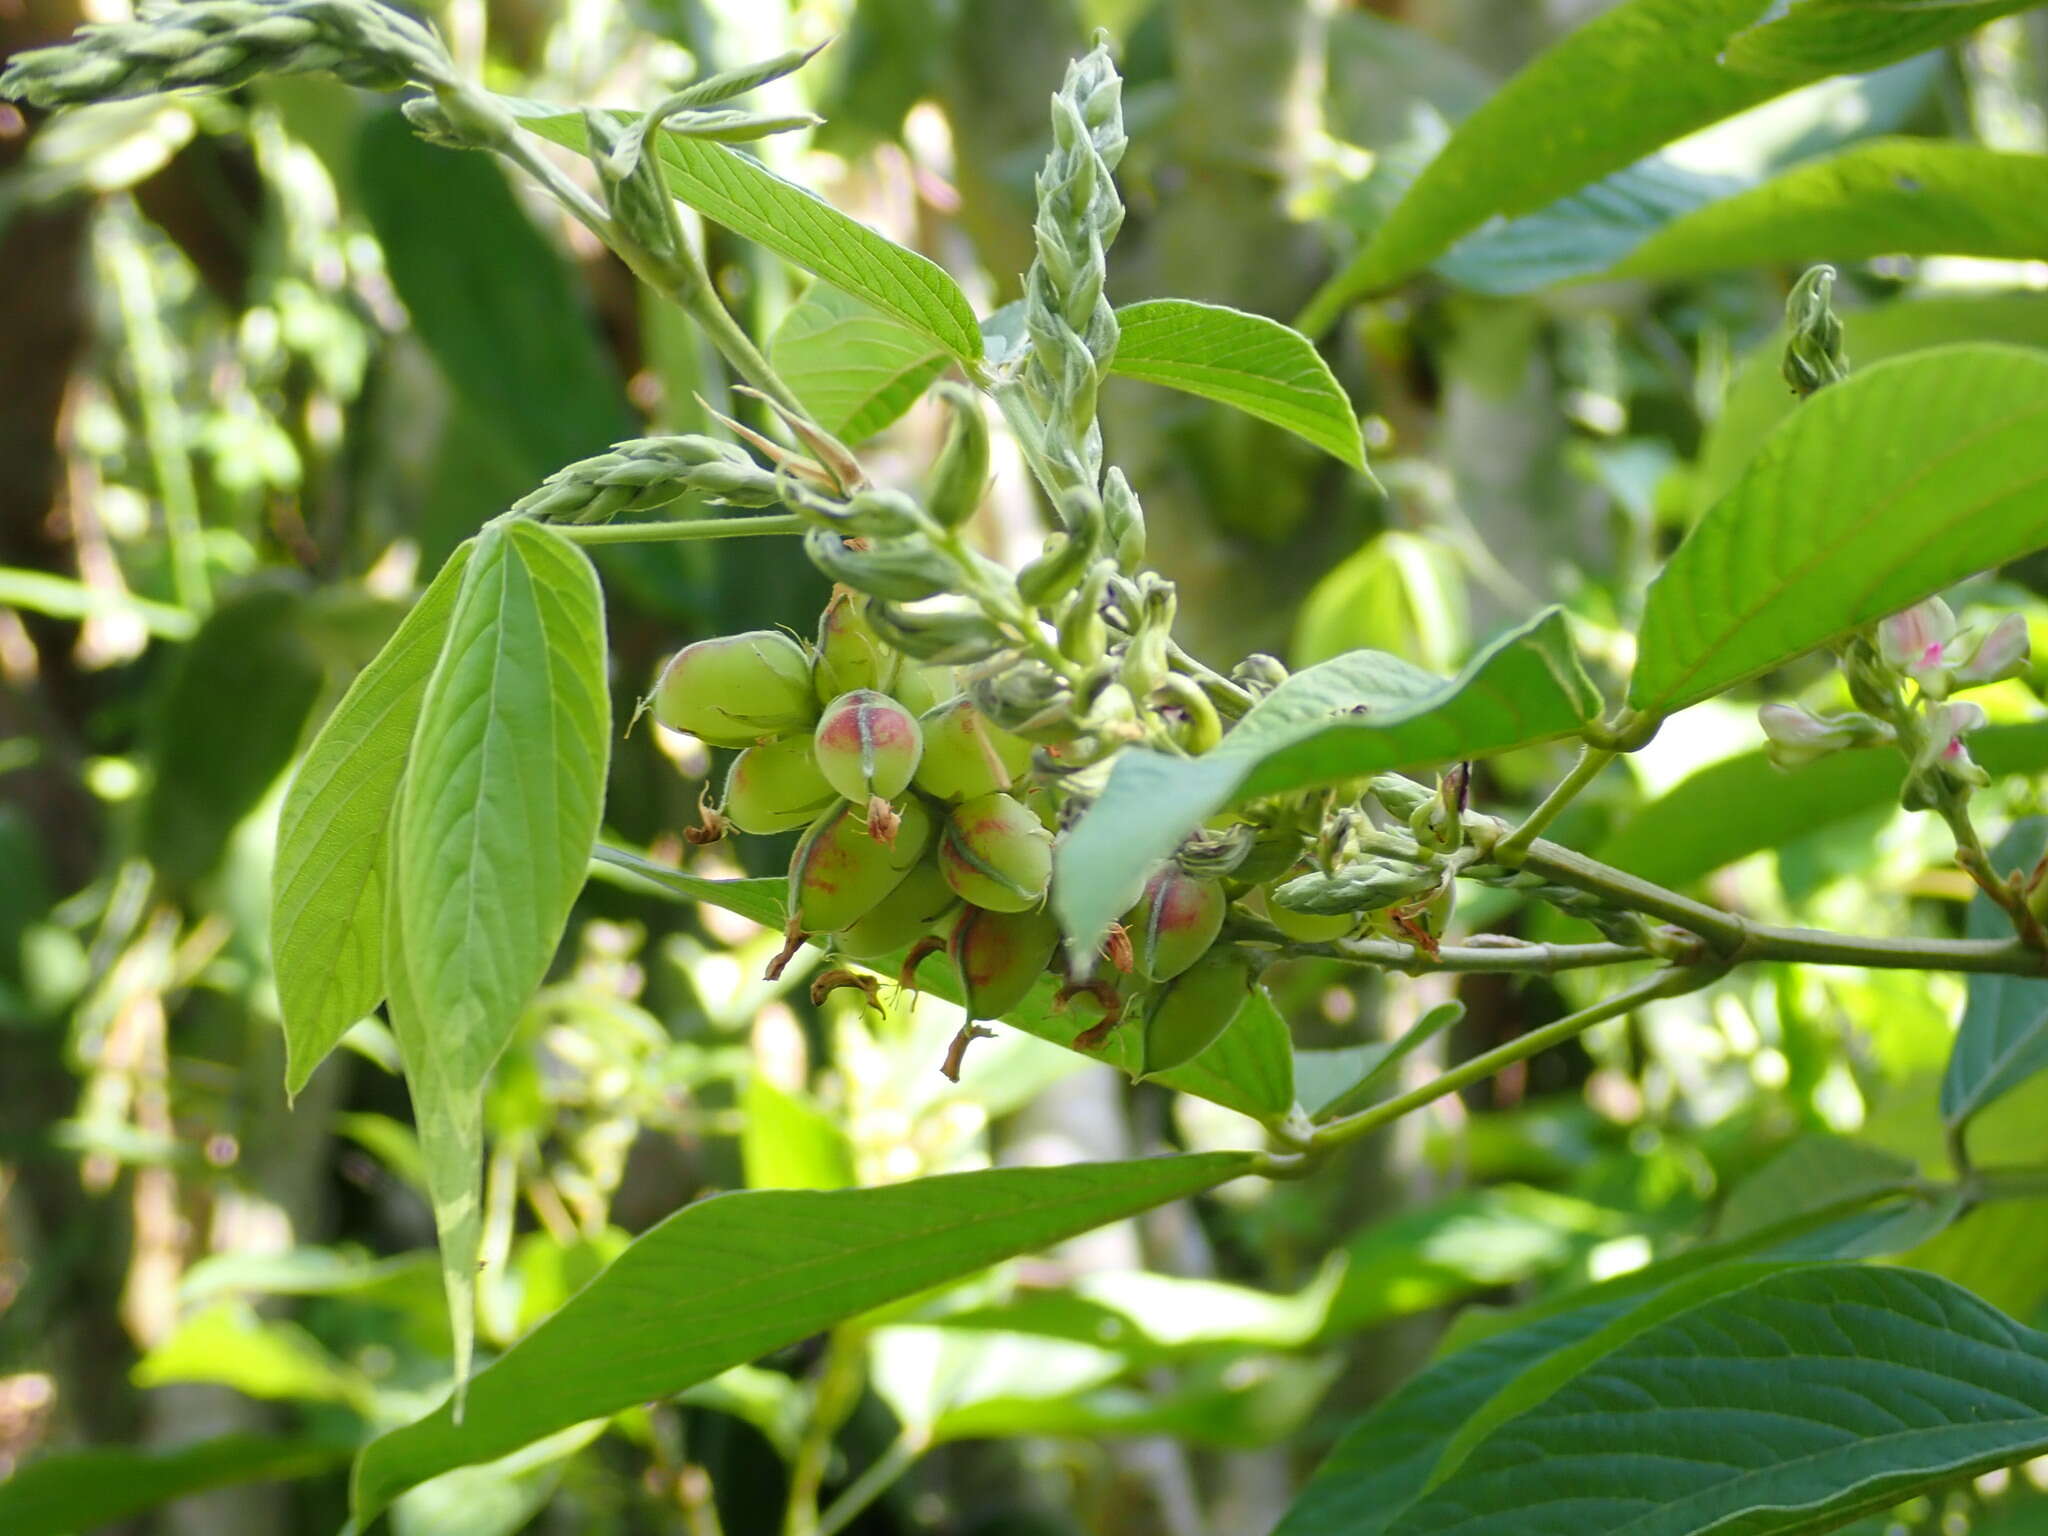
[1916,699,1991,785]
[1950,614,2031,689]
[1758,703,1864,769]
[1877,597,1957,680]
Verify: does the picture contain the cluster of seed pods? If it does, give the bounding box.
[652,593,1456,1081]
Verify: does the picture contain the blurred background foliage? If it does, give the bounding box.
[8,1,2048,1532]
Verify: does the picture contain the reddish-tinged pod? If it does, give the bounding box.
[655,630,816,746]
[722,734,838,835]
[1139,946,1258,1078]
[914,695,1032,802]
[937,792,1053,913]
[833,858,958,960]
[949,904,1061,1021]
[1129,866,1227,981]
[814,689,924,807]
[788,798,933,935]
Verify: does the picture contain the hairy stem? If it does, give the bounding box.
[1494,745,1615,861]
[552,513,805,545]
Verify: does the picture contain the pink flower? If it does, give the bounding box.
[1757,703,1891,770]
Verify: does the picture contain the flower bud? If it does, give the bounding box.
[925,382,990,531]
[1174,823,1254,881]
[1129,866,1227,982]
[938,792,1054,912]
[655,630,817,746]
[1139,946,1258,1079]
[814,689,924,808]
[1103,466,1145,573]
[949,904,1061,1020]
[722,734,838,835]
[1877,598,1957,683]
[804,529,957,603]
[1757,702,1892,770]
[866,599,1011,665]
[1231,653,1290,699]
[1273,860,1438,916]
[833,857,958,960]
[969,661,1074,741]
[1369,774,1433,819]
[1951,613,2031,689]
[1017,530,1091,608]
[1916,699,1990,783]
[813,590,899,701]
[789,798,933,935]
[914,695,1033,801]
[1253,885,1356,942]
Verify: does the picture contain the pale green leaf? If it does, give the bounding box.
[1723,0,2036,77]
[1109,299,1365,470]
[1944,820,2048,1130]
[1055,608,1600,951]
[588,842,786,927]
[0,1436,353,1536]
[1611,140,2048,280]
[768,282,947,441]
[389,520,610,1393]
[741,1075,856,1191]
[515,105,981,363]
[351,1152,1258,1518]
[1630,344,2048,715]
[133,1300,374,1412]
[273,544,474,1096]
[1389,1266,2048,1536]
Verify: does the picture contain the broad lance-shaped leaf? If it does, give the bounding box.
[1610,140,2048,281]
[0,1435,355,1536]
[1722,0,2039,78]
[1382,1265,2048,1536]
[272,543,474,1096]
[588,843,786,928]
[351,1152,1257,1519]
[513,104,981,364]
[1055,607,1599,953]
[1295,0,2016,324]
[1630,344,2048,716]
[390,520,610,1396]
[768,281,947,442]
[1944,819,2048,1132]
[1108,299,1367,471]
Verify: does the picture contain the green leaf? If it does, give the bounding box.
[1386,1266,2048,1536]
[0,1436,354,1536]
[1723,0,2037,78]
[1944,819,2048,1131]
[1299,0,1791,321]
[133,1300,374,1411]
[588,842,786,927]
[515,105,982,363]
[1109,299,1366,470]
[1610,140,2048,280]
[767,282,948,441]
[1629,344,2048,716]
[143,584,324,888]
[351,1152,1258,1518]
[1055,608,1600,951]
[741,1074,856,1190]
[1715,1135,1921,1243]
[273,544,474,1096]
[388,520,610,1393]
[1302,1002,1466,1123]
[1595,721,2048,889]
[355,112,632,496]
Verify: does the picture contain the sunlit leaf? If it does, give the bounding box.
[1055,608,1599,952]
[1723,0,2036,77]
[352,1153,1257,1518]
[768,282,947,441]
[1630,345,2048,716]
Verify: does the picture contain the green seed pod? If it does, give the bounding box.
[814,689,924,805]
[949,904,1061,1020]
[1129,866,1227,981]
[1140,946,1258,1078]
[925,382,990,530]
[891,662,955,714]
[655,630,817,746]
[722,734,838,835]
[914,696,1033,802]
[938,792,1054,912]
[805,529,957,603]
[968,661,1074,741]
[1273,860,1439,917]
[833,857,958,960]
[789,798,933,934]
[1252,885,1357,942]
[814,590,899,702]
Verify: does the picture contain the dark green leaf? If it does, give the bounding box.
[1630,344,2048,715]
[1389,1266,2048,1536]
[388,521,610,1389]
[1109,299,1366,470]
[143,584,323,888]
[1944,819,2048,1130]
[0,1435,352,1536]
[1611,140,2048,280]
[1723,0,2036,77]
[273,545,474,1095]
[1055,608,1600,951]
[516,105,982,363]
[354,112,632,490]
[351,1152,1258,1518]
[588,843,787,927]
[767,282,947,441]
